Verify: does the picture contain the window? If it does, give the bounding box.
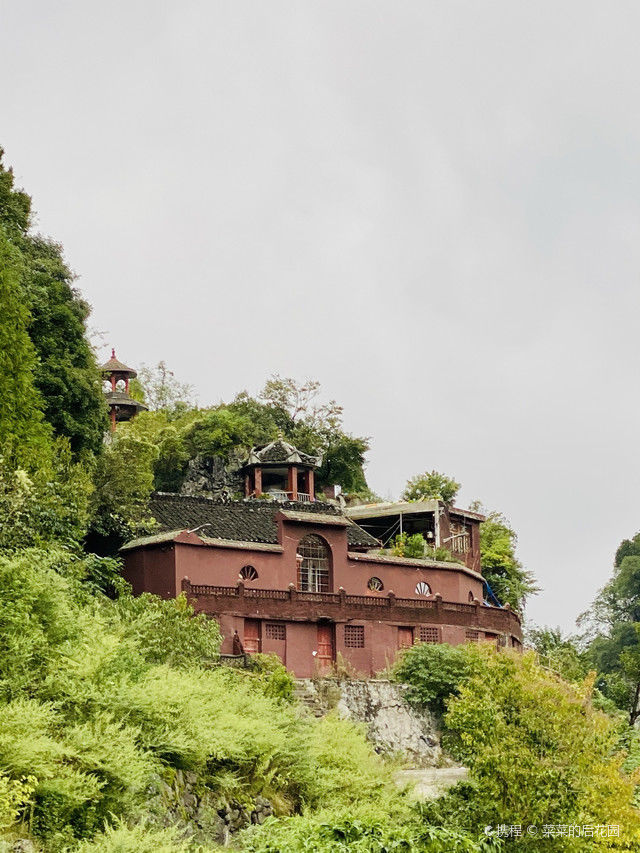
[415,581,431,596]
[297,534,331,592]
[367,576,384,591]
[265,623,286,641]
[449,520,471,554]
[239,565,258,581]
[465,629,480,642]
[468,590,475,602]
[344,625,365,648]
[419,626,439,644]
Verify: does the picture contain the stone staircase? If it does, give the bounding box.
[292,679,324,717]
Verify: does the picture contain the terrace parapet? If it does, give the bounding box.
[181,579,522,641]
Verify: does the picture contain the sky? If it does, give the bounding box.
[2,1,640,632]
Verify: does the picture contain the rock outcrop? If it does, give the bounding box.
[294,678,445,766]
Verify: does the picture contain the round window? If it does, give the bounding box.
[415,581,431,596]
[239,565,258,581]
[367,576,384,592]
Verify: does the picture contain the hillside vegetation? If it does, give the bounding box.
[2,150,640,850]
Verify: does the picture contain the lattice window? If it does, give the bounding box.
[419,626,439,644]
[449,520,471,554]
[239,565,258,581]
[265,623,286,641]
[367,576,384,591]
[344,625,365,648]
[297,534,331,592]
[415,581,431,596]
[465,629,480,642]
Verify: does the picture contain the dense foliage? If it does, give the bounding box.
[579,532,640,723]
[396,642,640,851]
[471,504,538,611]
[0,150,106,459]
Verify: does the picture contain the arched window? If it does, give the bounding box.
[239,565,258,581]
[468,590,475,602]
[297,534,331,593]
[415,581,431,596]
[367,577,384,592]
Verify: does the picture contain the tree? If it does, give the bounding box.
[580,538,640,722]
[0,228,50,465]
[524,624,589,683]
[402,470,460,504]
[87,424,159,554]
[410,645,640,850]
[135,361,195,413]
[259,375,342,429]
[0,150,106,459]
[471,503,537,611]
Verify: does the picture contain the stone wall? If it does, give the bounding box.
[295,678,445,767]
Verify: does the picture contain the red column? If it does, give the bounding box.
[109,408,117,432]
[254,467,262,496]
[288,466,298,500]
[307,469,315,500]
[244,474,251,497]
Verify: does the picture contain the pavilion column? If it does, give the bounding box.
[244,473,251,497]
[109,408,117,432]
[288,466,298,500]
[306,469,315,500]
[254,467,262,496]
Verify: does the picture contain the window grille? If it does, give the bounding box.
[367,576,383,591]
[419,626,439,644]
[265,623,286,640]
[465,629,480,642]
[415,581,431,596]
[344,625,365,648]
[297,534,331,592]
[239,565,258,581]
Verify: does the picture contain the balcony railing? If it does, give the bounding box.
[264,490,312,502]
[181,579,522,637]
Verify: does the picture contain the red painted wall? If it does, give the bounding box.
[156,518,484,604]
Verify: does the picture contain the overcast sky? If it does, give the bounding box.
[3,1,640,632]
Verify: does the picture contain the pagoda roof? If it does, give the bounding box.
[100,349,137,377]
[104,391,147,412]
[244,438,320,468]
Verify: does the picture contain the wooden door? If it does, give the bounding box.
[317,624,334,672]
[244,619,261,654]
[398,627,413,649]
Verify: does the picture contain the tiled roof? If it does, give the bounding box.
[244,438,320,467]
[147,493,378,549]
[104,391,147,411]
[100,350,137,376]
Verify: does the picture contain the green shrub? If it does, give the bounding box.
[422,647,640,850]
[240,804,501,852]
[73,820,199,852]
[393,642,476,715]
[0,548,82,699]
[246,653,295,702]
[305,714,395,808]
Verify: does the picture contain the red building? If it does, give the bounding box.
[121,440,522,676]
